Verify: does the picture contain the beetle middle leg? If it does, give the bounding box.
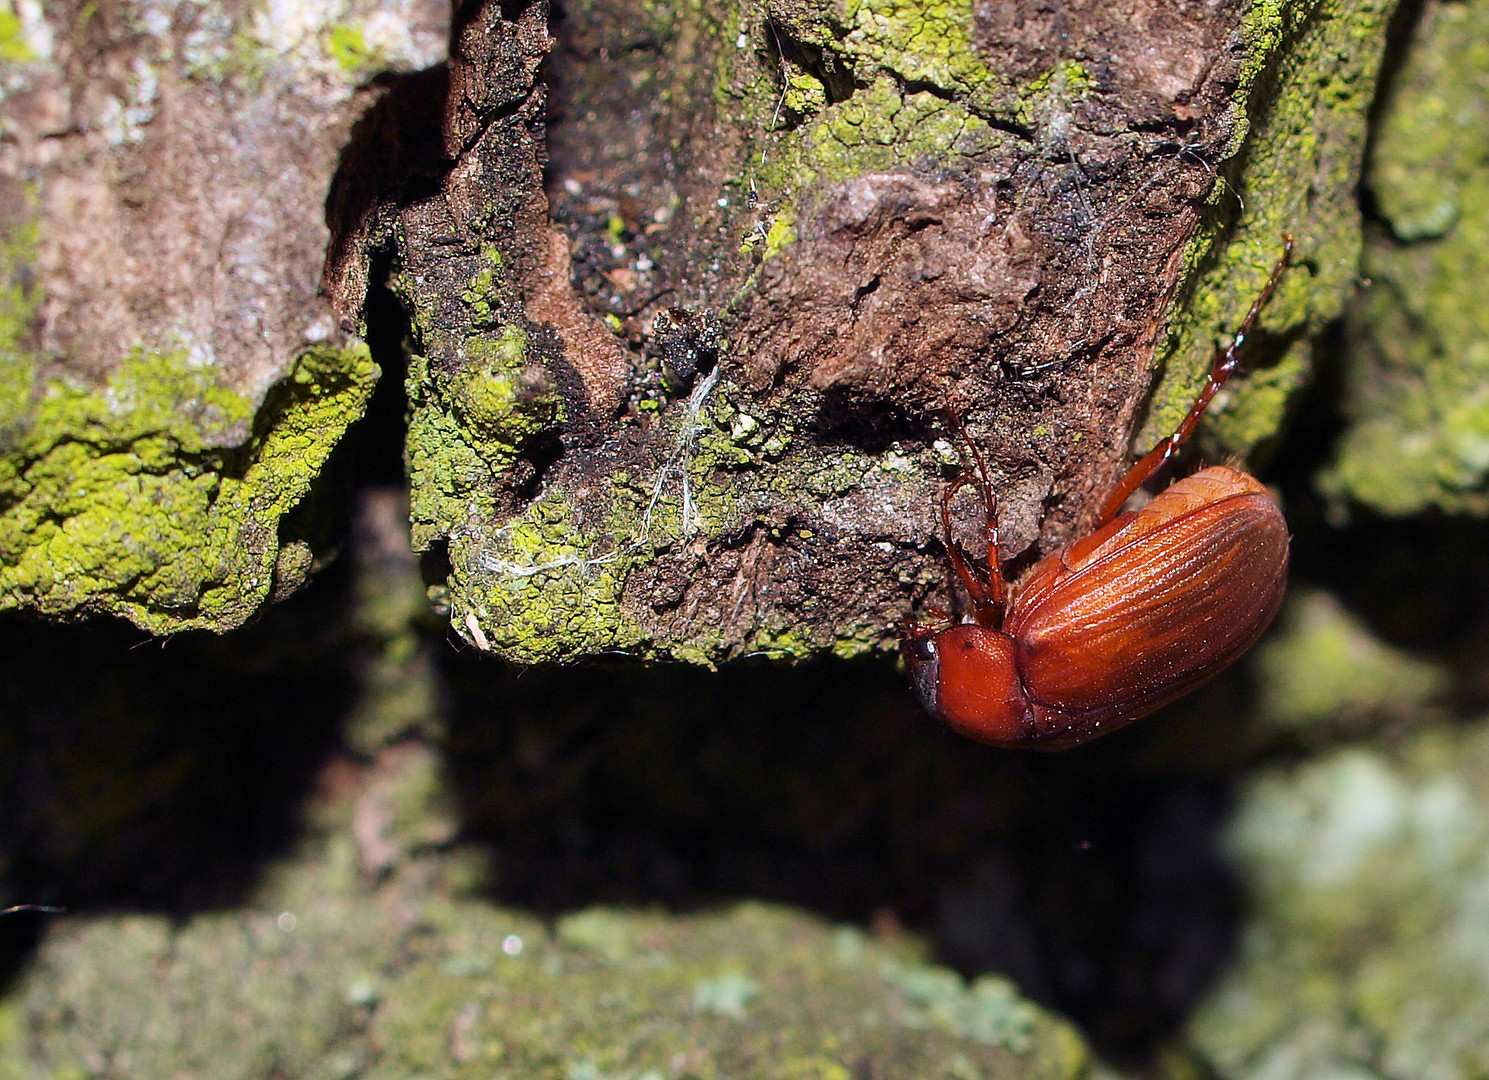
[1097,235,1294,527]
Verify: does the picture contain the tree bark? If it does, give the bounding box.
[335,0,1394,665]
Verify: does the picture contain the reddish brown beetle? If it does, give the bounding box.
[902,239,1294,749]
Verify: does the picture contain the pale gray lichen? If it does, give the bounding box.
[1186,721,1489,1080]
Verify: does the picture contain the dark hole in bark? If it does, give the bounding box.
[419,537,455,596]
[762,17,858,108]
[497,0,537,22]
[324,64,452,297]
[349,249,418,488]
[811,397,945,455]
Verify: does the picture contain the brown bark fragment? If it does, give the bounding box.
[744,174,1043,393]
[524,226,631,416]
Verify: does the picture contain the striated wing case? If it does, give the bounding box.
[1007,467,1289,726]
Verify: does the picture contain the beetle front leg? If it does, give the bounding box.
[941,415,1007,625]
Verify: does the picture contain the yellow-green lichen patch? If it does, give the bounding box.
[407,354,494,552]
[778,79,1001,194]
[1250,587,1449,740]
[404,326,563,554]
[763,209,797,258]
[1320,0,1489,516]
[1137,0,1394,461]
[447,372,762,663]
[451,489,639,665]
[0,344,378,631]
[730,3,1012,218]
[783,68,830,121]
[442,415,895,666]
[451,444,743,664]
[446,497,633,664]
[0,0,41,64]
[447,328,562,448]
[840,0,1002,104]
[1146,246,1311,459]
[325,23,380,74]
[459,243,506,326]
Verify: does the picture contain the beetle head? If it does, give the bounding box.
[902,631,941,717]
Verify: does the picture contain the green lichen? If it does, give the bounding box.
[783,69,829,119]
[0,0,40,64]
[742,209,798,259]
[449,328,562,445]
[400,215,556,549]
[1185,721,1489,1080]
[1367,1,1489,243]
[0,815,1092,1078]
[729,2,1012,211]
[881,964,1044,1052]
[442,372,907,664]
[450,402,759,664]
[1250,587,1449,739]
[450,487,639,664]
[1319,0,1489,516]
[325,23,380,73]
[0,344,378,631]
[405,326,562,553]
[763,209,797,257]
[839,0,1002,105]
[460,244,505,326]
[779,79,1000,193]
[371,901,1090,1079]
[1136,0,1394,461]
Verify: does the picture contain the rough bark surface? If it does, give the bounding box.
[326,0,1393,664]
[0,0,446,630]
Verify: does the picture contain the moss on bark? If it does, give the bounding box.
[1322,0,1489,515]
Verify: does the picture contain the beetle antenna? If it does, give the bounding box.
[898,596,955,639]
[898,613,927,640]
[1097,234,1293,526]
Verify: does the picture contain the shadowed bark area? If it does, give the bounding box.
[327,0,1394,664]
